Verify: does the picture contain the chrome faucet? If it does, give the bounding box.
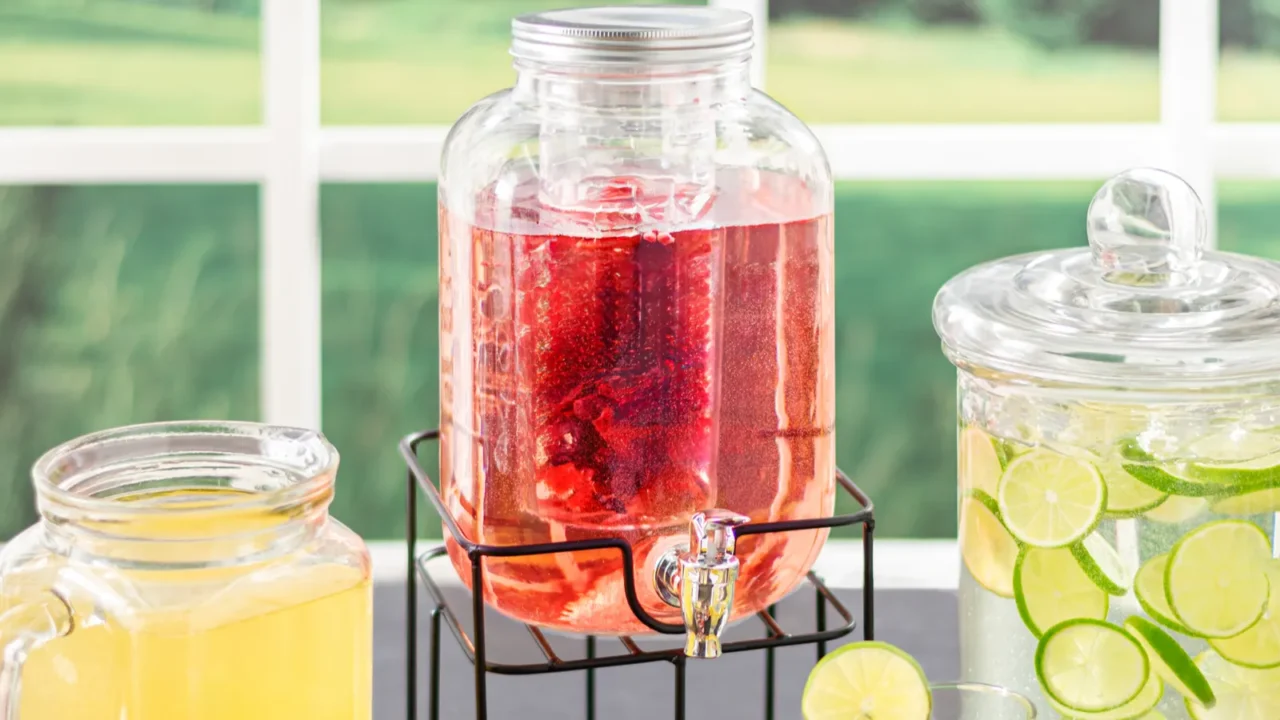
[654,509,750,659]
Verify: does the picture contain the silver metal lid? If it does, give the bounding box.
[933,168,1280,390]
[511,6,753,65]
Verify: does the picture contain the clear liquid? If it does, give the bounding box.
[439,170,835,633]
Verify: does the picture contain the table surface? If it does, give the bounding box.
[373,582,958,720]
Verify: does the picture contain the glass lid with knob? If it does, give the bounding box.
[933,168,1280,389]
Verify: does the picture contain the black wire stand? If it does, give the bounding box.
[402,429,876,720]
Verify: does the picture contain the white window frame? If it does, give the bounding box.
[0,0,1242,587]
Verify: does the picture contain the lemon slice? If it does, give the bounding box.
[960,491,1019,598]
[1044,675,1164,720]
[1014,546,1108,637]
[1167,520,1271,639]
[1187,650,1280,720]
[1145,495,1209,524]
[1101,455,1168,517]
[1035,618,1149,713]
[960,426,1004,498]
[801,641,931,720]
[1211,562,1280,669]
[1072,531,1133,596]
[1125,616,1217,707]
[1135,553,1196,637]
[998,450,1105,548]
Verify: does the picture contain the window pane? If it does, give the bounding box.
[321,0,700,125]
[766,2,1159,123]
[0,0,260,125]
[321,184,437,539]
[1220,181,1280,255]
[1219,1,1280,121]
[0,185,259,539]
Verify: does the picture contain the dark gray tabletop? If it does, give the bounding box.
[373,583,958,720]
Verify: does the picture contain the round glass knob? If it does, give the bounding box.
[1086,167,1206,283]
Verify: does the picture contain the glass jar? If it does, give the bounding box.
[934,169,1280,718]
[438,6,835,634]
[0,422,372,719]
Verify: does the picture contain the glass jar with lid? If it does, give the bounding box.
[935,169,1280,718]
[438,5,835,637]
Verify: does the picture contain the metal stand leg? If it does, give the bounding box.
[472,559,488,720]
[586,636,596,720]
[674,657,686,720]
[816,586,828,661]
[430,608,442,720]
[863,520,875,641]
[765,605,777,720]
[407,469,418,720]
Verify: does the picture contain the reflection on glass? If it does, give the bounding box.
[765,0,1158,123]
[930,682,1037,720]
[0,185,259,539]
[0,0,260,125]
[320,0,698,125]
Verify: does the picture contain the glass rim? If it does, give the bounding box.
[928,681,1038,719]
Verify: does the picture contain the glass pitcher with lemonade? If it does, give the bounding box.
[0,422,372,719]
[935,169,1280,719]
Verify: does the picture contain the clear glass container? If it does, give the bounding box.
[935,169,1280,719]
[0,422,372,719]
[930,682,1038,719]
[438,6,835,634]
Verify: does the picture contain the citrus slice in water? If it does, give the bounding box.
[1125,616,1217,708]
[959,491,1019,598]
[801,641,931,720]
[1014,546,1108,637]
[1211,486,1280,517]
[960,426,1004,498]
[1044,675,1164,720]
[1135,553,1196,637]
[1210,563,1280,669]
[1119,441,1224,497]
[1035,618,1150,713]
[1072,531,1134,596]
[998,450,1105,548]
[1145,495,1209,524]
[1167,520,1271,639]
[1186,650,1280,720]
[1101,456,1168,517]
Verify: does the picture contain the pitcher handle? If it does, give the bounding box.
[0,591,73,719]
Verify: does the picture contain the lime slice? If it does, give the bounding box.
[1187,650,1280,720]
[1211,486,1280,516]
[1119,441,1225,497]
[1135,553,1197,636]
[1210,563,1280,669]
[1035,618,1150,713]
[1125,616,1217,707]
[1167,520,1271,638]
[801,641,931,720]
[960,426,1004,498]
[1044,675,1164,720]
[960,491,1019,598]
[1015,546,1109,637]
[1145,495,1209,524]
[998,450,1105,548]
[1072,532,1133,596]
[1101,455,1168,517]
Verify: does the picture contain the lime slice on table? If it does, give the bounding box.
[960,491,1019,598]
[1135,553,1197,636]
[1125,616,1217,707]
[1035,618,1150,713]
[1211,562,1280,669]
[1145,495,1209,524]
[1100,455,1168,517]
[1072,531,1134,596]
[1167,520,1271,639]
[1015,546,1108,637]
[1187,650,1280,720]
[801,641,931,720]
[960,426,1004,497]
[1044,674,1164,720]
[998,450,1105,548]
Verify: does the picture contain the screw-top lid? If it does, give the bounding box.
[933,168,1280,389]
[511,6,753,66]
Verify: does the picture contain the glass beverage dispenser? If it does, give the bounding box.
[438,6,835,643]
[935,169,1280,719]
[0,422,372,719]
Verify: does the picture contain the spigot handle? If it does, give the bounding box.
[654,508,751,659]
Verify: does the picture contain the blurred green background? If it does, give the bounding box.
[1,0,1279,541]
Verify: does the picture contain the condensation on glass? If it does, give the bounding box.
[437,6,836,634]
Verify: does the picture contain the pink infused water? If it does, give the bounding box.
[439,171,835,633]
